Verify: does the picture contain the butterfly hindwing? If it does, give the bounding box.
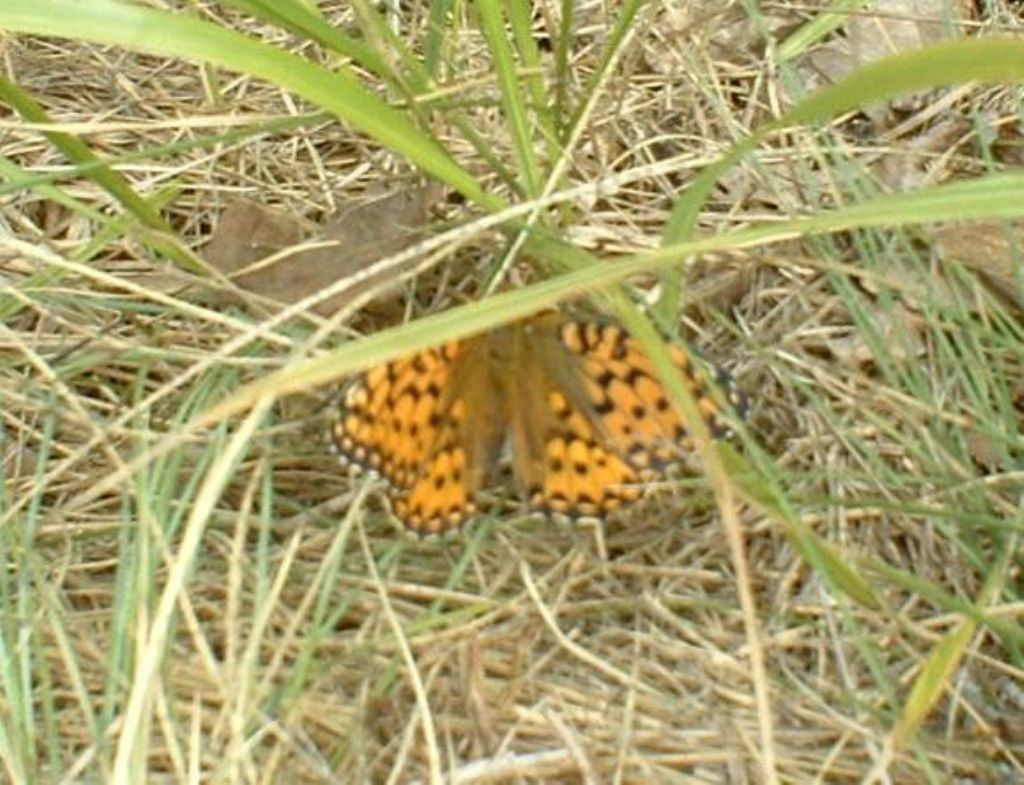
[332,338,506,536]
[333,345,453,485]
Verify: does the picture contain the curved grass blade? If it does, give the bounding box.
[477,0,542,197]
[660,37,1024,314]
[0,0,497,210]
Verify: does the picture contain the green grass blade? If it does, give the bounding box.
[721,446,881,608]
[564,0,646,140]
[892,529,1019,747]
[0,0,496,210]
[190,169,1024,431]
[216,0,390,77]
[667,37,1024,244]
[0,77,168,233]
[424,0,454,75]
[353,0,524,190]
[0,76,205,273]
[477,0,543,197]
[553,0,574,129]
[506,0,561,161]
[776,0,872,62]
[661,36,1024,312]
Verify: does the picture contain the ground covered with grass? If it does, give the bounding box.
[1,1,1023,782]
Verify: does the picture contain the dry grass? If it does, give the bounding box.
[2,1,1024,783]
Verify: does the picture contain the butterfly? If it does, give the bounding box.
[331,312,745,536]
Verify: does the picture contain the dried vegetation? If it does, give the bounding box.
[1,1,1023,782]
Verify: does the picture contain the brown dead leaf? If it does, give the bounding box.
[963,427,1007,472]
[204,185,443,316]
[847,0,969,76]
[203,200,311,278]
[932,219,1024,312]
[796,3,986,198]
[802,0,973,124]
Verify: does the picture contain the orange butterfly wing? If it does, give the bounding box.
[333,315,744,535]
[561,319,739,474]
[331,337,505,535]
[505,315,741,521]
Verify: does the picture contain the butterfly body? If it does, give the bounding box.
[333,313,742,536]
